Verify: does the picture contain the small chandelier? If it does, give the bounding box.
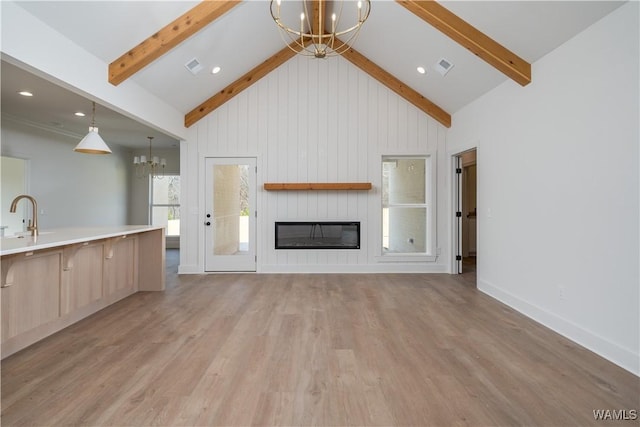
[133,136,166,179]
[74,101,112,154]
[270,0,371,59]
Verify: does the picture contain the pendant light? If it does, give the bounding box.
[74,101,112,154]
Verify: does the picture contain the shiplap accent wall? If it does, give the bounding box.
[181,55,448,273]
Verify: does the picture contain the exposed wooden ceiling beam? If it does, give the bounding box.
[396,0,531,86]
[185,41,302,128]
[336,38,451,128]
[109,1,241,86]
[185,33,451,128]
[184,12,451,128]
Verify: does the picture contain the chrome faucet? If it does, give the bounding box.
[10,195,38,236]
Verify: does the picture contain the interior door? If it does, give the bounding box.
[455,155,463,274]
[204,157,257,272]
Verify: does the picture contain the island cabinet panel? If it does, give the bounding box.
[1,250,62,341]
[60,243,104,315]
[0,227,164,358]
[138,229,165,291]
[103,236,138,297]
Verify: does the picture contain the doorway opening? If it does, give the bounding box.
[452,149,477,280]
[1,156,29,237]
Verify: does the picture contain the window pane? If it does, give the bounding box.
[213,165,249,255]
[383,158,425,205]
[383,207,426,253]
[151,175,180,236]
[152,176,180,204]
[152,206,180,236]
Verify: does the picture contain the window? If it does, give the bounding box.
[382,156,433,257]
[150,175,180,236]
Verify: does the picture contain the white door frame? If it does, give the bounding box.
[449,148,477,274]
[204,157,257,272]
[0,156,30,236]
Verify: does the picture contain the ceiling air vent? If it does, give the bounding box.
[434,57,454,76]
[185,57,203,75]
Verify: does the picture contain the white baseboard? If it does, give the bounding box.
[177,264,200,274]
[178,263,448,274]
[478,278,639,377]
[259,264,448,274]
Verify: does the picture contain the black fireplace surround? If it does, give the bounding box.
[275,222,360,249]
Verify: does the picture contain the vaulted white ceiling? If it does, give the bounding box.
[1,1,625,149]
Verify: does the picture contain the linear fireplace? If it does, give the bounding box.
[275,222,360,249]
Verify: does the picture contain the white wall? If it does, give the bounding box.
[1,2,184,238]
[1,1,186,141]
[447,2,639,375]
[181,56,448,273]
[1,119,130,228]
[1,120,180,236]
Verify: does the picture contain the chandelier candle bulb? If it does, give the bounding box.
[270,0,370,58]
[133,136,165,179]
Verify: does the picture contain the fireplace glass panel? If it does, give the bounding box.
[275,222,360,249]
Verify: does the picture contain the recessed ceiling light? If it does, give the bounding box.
[74,112,86,117]
[212,66,221,74]
[417,66,426,74]
[18,91,33,97]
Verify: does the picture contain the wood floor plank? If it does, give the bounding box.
[2,250,638,426]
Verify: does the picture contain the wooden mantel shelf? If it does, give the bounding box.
[264,182,372,191]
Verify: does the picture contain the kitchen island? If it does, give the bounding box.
[0,226,165,358]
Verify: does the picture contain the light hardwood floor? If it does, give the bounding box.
[1,250,638,426]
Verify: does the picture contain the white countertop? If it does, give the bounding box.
[0,225,164,256]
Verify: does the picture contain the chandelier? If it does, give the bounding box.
[133,136,166,179]
[270,0,371,59]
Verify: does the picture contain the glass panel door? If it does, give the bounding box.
[205,157,256,272]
